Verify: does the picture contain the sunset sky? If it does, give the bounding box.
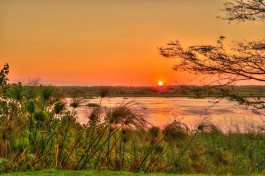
[0,0,264,86]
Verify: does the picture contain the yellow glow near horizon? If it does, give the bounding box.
[0,0,264,86]
[158,81,163,86]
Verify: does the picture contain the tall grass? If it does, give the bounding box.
[0,80,265,174]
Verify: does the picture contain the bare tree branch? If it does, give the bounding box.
[221,0,265,22]
[159,38,265,83]
[159,37,265,115]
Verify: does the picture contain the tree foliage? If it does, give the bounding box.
[159,38,265,84]
[222,0,265,22]
[159,0,265,115]
[0,64,9,91]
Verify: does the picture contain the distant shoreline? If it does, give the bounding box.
[57,85,265,98]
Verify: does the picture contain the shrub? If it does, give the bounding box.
[33,111,49,122]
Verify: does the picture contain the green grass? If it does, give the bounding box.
[1,169,209,176]
[1,82,265,174]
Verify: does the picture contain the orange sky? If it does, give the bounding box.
[0,0,264,86]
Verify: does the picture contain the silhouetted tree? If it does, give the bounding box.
[159,0,265,115]
[159,37,265,84]
[221,0,265,22]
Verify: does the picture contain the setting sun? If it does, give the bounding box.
[158,81,163,86]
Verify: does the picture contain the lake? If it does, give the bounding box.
[66,97,264,132]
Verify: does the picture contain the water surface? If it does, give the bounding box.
[67,97,264,132]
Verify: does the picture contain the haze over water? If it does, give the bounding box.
[67,97,263,132]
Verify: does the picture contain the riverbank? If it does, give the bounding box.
[57,85,265,98]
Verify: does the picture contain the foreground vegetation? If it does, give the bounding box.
[5,170,263,176]
[1,169,211,176]
[0,67,264,175]
[1,0,264,174]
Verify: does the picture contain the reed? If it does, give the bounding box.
[0,69,265,174]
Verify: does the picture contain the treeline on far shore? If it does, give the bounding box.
[57,85,265,98]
